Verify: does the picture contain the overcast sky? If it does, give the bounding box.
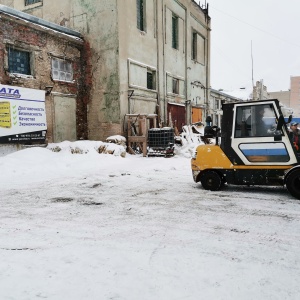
[205,0,300,92]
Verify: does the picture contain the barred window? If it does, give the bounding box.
[51,58,73,82]
[25,0,42,6]
[8,47,31,75]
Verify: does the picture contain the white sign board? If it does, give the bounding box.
[0,84,47,143]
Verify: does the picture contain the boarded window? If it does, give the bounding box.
[192,107,203,123]
[51,58,73,82]
[8,47,31,75]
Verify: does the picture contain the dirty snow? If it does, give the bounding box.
[0,141,300,300]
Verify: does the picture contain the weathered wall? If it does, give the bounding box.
[2,0,211,138]
[0,11,86,142]
[0,0,119,141]
[118,0,159,126]
[117,0,210,130]
[71,0,120,141]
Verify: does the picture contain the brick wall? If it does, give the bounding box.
[0,12,89,142]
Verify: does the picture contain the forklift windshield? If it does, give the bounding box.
[235,104,280,138]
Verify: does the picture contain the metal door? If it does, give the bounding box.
[53,96,76,142]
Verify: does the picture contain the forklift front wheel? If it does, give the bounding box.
[285,170,300,200]
[200,170,223,191]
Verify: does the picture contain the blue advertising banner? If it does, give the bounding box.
[0,84,47,143]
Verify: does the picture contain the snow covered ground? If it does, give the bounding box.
[0,141,300,300]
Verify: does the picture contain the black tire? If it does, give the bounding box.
[286,170,300,200]
[200,170,223,191]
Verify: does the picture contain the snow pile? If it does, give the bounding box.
[106,135,127,147]
[47,139,127,157]
[175,124,206,157]
[43,128,206,159]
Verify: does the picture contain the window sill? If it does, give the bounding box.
[128,84,157,94]
[167,92,185,98]
[23,3,43,11]
[52,79,75,84]
[139,30,146,36]
[191,59,205,66]
[9,73,34,79]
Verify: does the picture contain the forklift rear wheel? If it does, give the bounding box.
[286,170,300,200]
[200,170,223,191]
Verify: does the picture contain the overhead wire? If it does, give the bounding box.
[211,41,252,85]
[210,5,300,48]
[209,4,300,89]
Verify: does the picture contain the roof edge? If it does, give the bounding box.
[0,4,82,38]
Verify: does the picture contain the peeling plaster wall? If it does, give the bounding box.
[72,0,120,141]
[0,12,84,142]
[118,0,158,121]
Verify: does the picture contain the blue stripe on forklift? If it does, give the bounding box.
[242,148,287,156]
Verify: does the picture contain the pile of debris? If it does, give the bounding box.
[173,122,213,157]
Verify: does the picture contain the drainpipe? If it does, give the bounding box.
[155,0,161,126]
[205,3,210,120]
[161,1,166,125]
[184,5,189,125]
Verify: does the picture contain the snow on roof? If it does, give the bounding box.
[219,88,252,101]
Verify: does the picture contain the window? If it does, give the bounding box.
[191,31,205,64]
[8,47,31,75]
[25,0,42,5]
[172,15,178,49]
[51,58,73,82]
[192,32,197,60]
[172,78,179,94]
[137,0,145,31]
[166,74,184,96]
[234,104,279,138]
[214,99,220,110]
[147,70,156,90]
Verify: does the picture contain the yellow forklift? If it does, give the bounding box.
[191,99,300,199]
